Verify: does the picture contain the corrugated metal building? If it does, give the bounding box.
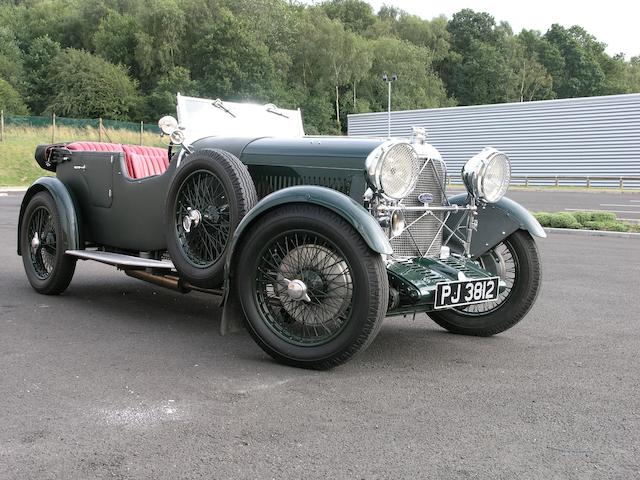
[348,93,640,186]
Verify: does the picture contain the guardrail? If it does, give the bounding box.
[449,176,640,190]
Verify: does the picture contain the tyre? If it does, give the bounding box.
[428,229,541,336]
[236,204,389,370]
[20,191,76,295]
[165,148,257,288]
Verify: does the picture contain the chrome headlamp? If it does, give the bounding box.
[158,115,178,135]
[462,147,511,203]
[366,141,420,200]
[158,115,186,145]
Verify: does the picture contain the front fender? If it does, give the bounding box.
[220,185,391,335]
[228,185,392,259]
[446,194,546,258]
[17,177,80,255]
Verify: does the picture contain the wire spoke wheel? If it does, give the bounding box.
[26,205,57,280]
[20,191,76,295]
[427,230,541,337]
[174,169,230,268]
[255,230,354,346]
[237,204,388,369]
[457,241,518,315]
[165,149,256,289]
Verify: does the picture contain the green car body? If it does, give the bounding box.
[19,98,545,368]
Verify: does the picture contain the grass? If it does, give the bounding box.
[0,125,165,187]
[533,211,640,233]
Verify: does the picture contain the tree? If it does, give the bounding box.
[395,14,451,63]
[143,66,200,120]
[93,11,141,76]
[321,0,376,34]
[0,26,24,88]
[625,56,640,93]
[0,77,28,114]
[23,35,60,114]
[441,9,512,105]
[187,9,278,101]
[45,49,140,120]
[503,34,553,102]
[447,9,500,52]
[361,37,453,112]
[543,24,606,98]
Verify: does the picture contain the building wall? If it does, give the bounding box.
[348,93,640,186]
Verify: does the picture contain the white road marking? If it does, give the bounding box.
[630,200,640,203]
[564,208,640,214]
[599,204,640,208]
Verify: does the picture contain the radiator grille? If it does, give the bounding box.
[390,158,447,257]
[254,174,351,198]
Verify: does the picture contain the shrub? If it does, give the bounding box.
[572,211,616,223]
[533,212,552,225]
[547,212,581,229]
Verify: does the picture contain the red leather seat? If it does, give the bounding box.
[121,145,169,180]
[67,142,123,154]
[66,142,168,179]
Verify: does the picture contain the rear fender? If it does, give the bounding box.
[220,185,392,334]
[17,177,81,255]
[446,194,546,258]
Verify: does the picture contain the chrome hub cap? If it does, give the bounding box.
[30,232,41,254]
[182,207,202,233]
[276,245,352,326]
[285,279,311,302]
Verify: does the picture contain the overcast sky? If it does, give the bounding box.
[307,0,640,58]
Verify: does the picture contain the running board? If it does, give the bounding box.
[65,250,175,270]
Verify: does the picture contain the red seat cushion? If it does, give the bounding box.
[65,142,168,179]
[67,142,123,153]
[121,145,169,179]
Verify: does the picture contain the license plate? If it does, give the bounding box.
[434,277,500,309]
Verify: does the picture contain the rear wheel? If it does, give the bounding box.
[236,205,389,369]
[428,229,541,336]
[165,149,256,288]
[20,191,76,295]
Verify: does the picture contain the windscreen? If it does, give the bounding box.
[176,94,305,143]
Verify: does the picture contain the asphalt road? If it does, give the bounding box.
[449,188,640,222]
[1,193,639,479]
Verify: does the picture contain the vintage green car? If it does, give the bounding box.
[18,95,544,369]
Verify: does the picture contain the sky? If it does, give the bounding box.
[309,0,640,58]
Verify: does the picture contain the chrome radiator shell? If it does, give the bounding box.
[389,156,447,257]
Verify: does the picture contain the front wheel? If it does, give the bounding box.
[428,229,541,336]
[236,205,389,370]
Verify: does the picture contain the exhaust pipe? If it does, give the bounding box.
[125,270,190,293]
[125,270,224,296]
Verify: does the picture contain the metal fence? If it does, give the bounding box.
[0,111,159,144]
[348,93,640,189]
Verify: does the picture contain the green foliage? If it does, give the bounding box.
[0,0,637,133]
[321,0,376,34]
[45,49,140,120]
[0,78,28,114]
[571,211,617,224]
[533,211,636,232]
[23,36,61,114]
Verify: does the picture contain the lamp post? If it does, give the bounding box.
[383,73,397,138]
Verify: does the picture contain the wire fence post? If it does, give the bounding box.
[99,117,103,142]
[51,113,56,143]
[140,121,143,145]
[0,109,4,142]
